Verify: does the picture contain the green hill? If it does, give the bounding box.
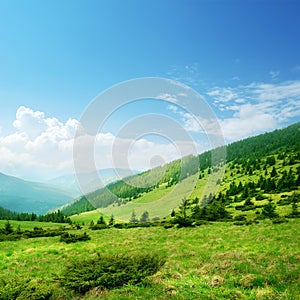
[63,122,300,222]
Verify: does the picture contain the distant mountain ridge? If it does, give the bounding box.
[0,168,140,215]
[0,173,73,214]
[45,168,140,197]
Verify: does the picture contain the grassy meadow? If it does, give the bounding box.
[0,219,299,299]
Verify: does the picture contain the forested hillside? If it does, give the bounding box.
[62,122,300,220]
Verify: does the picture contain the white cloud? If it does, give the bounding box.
[167,104,178,112]
[248,81,300,102]
[269,70,280,80]
[220,104,277,141]
[0,107,80,180]
[156,93,179,103]
[166,106,225,150]
[0,106,199,181]
[210,80,300,141]
[207,87,237,103]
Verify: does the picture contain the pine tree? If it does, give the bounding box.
[140,211,150,222]
[4,221,13,234]
[97,216,106,225]
[244,197,254,207]
[270,166,277,177]
[129,210,138,223]
[174,198,193,227]
[108,215,115,226]
[262,199,278,219]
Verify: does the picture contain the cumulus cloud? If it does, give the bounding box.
[0,106,198,181]
[0,107,80,180]
[219,104,277,141]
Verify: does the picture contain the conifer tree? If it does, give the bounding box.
[270,166,277,177]
[262,199,278,218]
[108,214,115,226]
[129,210,138,223]
[140,211,150,222]
[4,221,13,234]
[97,216,106,225]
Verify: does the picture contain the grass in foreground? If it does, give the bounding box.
[0,219,299,299]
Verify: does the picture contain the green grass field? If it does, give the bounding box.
[0,219,299,299]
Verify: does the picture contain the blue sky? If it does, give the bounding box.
[0,0,300,180]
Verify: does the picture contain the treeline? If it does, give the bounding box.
[0,206,71,223]
[226,122,300,162]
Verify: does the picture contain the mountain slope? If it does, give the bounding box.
[0,173,73,214]
[63,122,300,221]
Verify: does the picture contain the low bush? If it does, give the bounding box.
[0,233,21,242]
[113,223,125,229]
[60,232,91,243]
[89,224,108,230]
[22,227,66,238]
[233,214,247,221]
[272,217,288,224]
[60,252,166,294]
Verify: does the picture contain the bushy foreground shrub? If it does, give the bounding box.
[0,277,52,300]
[60,252,166,294]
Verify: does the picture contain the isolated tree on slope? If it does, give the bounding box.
[140,211,150,222]
[129,210,138,223]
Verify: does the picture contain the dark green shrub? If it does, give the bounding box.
[60,232,90,243]
[22,227,66,239]
[234,214,247,221]
[90,223,108,230]
[163,223,173,229]
[0,233,21,242]
[255,193,266,200]
[60,252,166,294]
[113,223,126,229]
[272,217,288,224]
